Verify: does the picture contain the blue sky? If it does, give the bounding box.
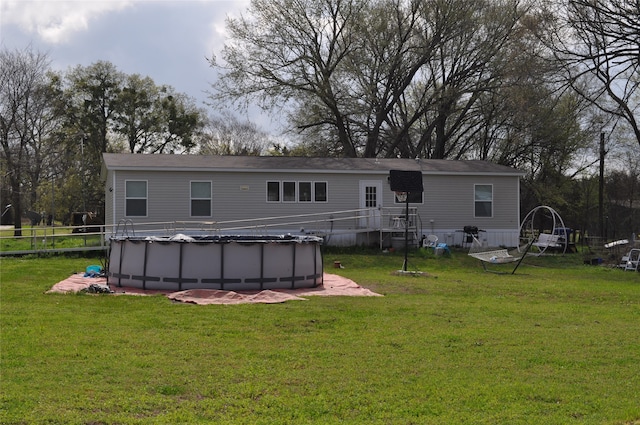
[0,0,279,129]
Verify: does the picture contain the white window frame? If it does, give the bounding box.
[125,180,148,217]
[474,184,493,218]
[190,180,212,217]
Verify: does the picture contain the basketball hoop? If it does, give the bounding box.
[395,191,408,202]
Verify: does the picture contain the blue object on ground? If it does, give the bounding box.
[84,265,102,277]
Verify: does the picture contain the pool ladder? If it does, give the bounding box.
[115,219,136,237]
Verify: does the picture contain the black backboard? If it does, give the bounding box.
[389,170,423,193]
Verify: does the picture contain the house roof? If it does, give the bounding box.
[102,153,524,176]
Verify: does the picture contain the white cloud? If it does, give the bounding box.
[1,0,133,44]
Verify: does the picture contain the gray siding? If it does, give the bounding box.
[105,170,114,226]
[419,175,520,229]
[110,170,386,229]
[109,170,518,230]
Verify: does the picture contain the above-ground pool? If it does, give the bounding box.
[107,234,323,291]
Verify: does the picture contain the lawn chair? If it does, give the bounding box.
[623,249,639,271]
[422,234,438,250]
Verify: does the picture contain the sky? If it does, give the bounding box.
[0,0,279,131]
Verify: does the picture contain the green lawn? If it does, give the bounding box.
[1,249,639,424]
[0,226,104,253]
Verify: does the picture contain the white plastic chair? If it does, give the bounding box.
[423,234,438,249]
[625,249,639,271]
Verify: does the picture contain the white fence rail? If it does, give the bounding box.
[0,225,108,256]
[1,208,417,255]
[1,207,519,255]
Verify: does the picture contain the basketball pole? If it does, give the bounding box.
[389,170,423,274]
[403,196,409,272]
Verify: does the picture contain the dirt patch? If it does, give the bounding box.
[47,273,382,304]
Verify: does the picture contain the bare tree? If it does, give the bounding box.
[407,0,525,159]
[0,46,51,236]
[211,0,365,156]
[211,0,527,159]
[543,0,640,149]
[199,113,272,156]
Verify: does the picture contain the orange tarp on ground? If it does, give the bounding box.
[47,273,382,304]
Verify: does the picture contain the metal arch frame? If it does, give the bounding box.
[519,205,569,256]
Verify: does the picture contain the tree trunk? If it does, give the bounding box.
[11,186,22,237]
[335,114,356,157]
[432,113,447,159]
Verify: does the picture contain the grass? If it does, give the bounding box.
[0,226,104,252]
[1,248,639,424]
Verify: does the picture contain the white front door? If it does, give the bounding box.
[359,180,383,228]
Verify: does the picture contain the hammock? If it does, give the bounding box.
[468,236,533,274]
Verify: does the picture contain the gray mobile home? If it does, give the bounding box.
[102,153,525,247]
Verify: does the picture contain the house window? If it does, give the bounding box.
[191,181,211,217]
[474,184,493,217]
[267,181,328,203]
[283,181,296,202]
[298,182,312,202]
[267,181,280,202]
[314,182,327,202]
[125,180,147,217]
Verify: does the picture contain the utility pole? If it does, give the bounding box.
[598,132,606,240]
[81,135,86,213]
